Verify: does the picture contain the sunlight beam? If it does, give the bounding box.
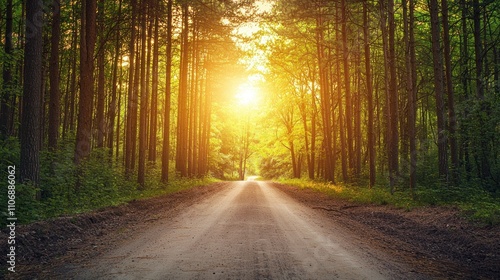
[236,83,259,106]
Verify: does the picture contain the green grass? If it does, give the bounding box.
[0,139,219,226]
[279,178,500,226]
[1,171,218,227]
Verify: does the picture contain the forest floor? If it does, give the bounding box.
[1,181,499,279]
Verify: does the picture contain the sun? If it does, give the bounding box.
[236,83,259,106]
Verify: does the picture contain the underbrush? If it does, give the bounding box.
[0,138,218,227]
[279,178,500,226]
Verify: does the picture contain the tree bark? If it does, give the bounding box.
[336,3,348,182]
[75,0,97,164]
[138,0,148,187]
[472,0,483,100]
[363,0,376,188]
[48,0,61,151]
[429,0,449,181]
[108,0,122,156]
[403,0,418,191]
[68,15,78,134]
[95,0,106,148]
[21,0,43,193]
[341,0,354,175]
[316,2,334,183]
[161,0,173,182]
[149,6,159,162]
[176,3,189,177]
[441,0,458,181]
[387,0,399,189]
[1,0,14,138]
[125,0,137,173]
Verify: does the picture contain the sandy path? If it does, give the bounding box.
[65,181,419,279]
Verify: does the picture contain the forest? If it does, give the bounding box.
[0,0,499,223]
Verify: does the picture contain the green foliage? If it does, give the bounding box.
[281,178,416,208]
[281,178,500,225]
[259,153,292,179]
[0,137,20,169]
[0,139,218,227]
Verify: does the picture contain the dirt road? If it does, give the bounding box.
[63,181,420,279]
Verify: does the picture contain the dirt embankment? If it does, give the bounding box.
[271,182,500,279]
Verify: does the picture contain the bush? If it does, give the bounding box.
[0,138,219,226]
[280,178,500,225]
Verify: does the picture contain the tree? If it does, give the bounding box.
[95,0,106,149]
[75,0,97,164]
[315,1,335,183]
[138,0,148,187]
[363,0,376,188]
[429,0,449,181]
[402,0,417,191]
[20,0,44,190]
[48,0,61,151]
[387,0,399,189]
[107,0,123,156]
[125,0,138,173]
[162,0,173,182]
[176,2,190,177]
[341,0,354,176]
[441,0,458,180]
[148,3,159,163]
[1,0,14,138]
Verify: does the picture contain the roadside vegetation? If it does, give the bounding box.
[279,178,500,226]
[0,137,217,227]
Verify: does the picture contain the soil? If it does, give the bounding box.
[1,181,499,279]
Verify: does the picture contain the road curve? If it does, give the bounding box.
[69,181,418,279]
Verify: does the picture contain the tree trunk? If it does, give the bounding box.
[138,0,148,187]
[48,0,61,151]
[1,0,14,138]
[148,7,159,162]
[188,20,198,177]
[75,0,97,164]
[68,16,78,134]
[176,3,189,177]
[441,0,458,181]
[309,72,317,180]
[429,0,449,181]
[130,5,141,172]
[341,0,354,175]
[354,43,362,176]
[316,3,334,183]
[460,0,471,175]
[472,0,483,100]
[108,0,122,156]
[116,63,124,160]
[336,4,348,182]
[125,0,137,173]
[387,0,399,189]
[403,0,418,191]
[472,0,490,180]
[95,0,106,149]
[363,0,376,188]
[161,0,173,182]
[20,0,43,191]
